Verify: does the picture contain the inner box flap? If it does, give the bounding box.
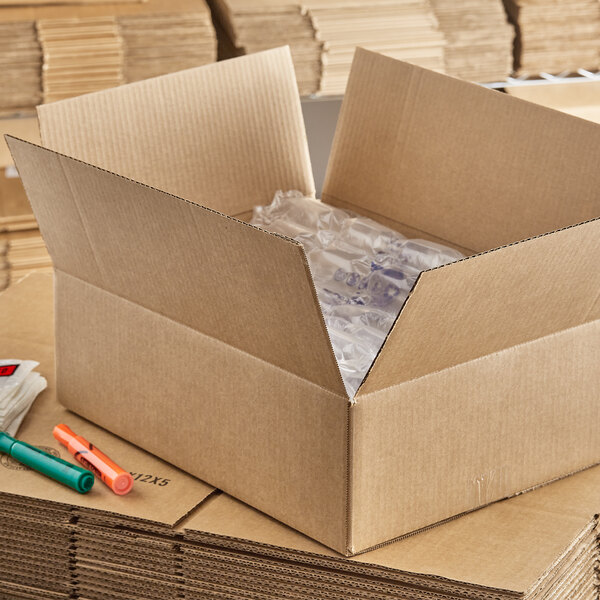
[7,137,346,396]
[357,218,600,396]
[36,47,314,218]
[323,48,600,254]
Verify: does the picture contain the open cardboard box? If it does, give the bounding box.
[6,47,600,556]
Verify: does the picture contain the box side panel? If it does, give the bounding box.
[349,319,600,553]
[324,49,600,253]
[8,137,344,394]
[37,47,314,217]
[55,270,349,553]
[359,218,600,395]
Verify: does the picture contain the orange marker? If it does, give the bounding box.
[53,424,133,495]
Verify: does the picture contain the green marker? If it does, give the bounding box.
[0,432,94,494]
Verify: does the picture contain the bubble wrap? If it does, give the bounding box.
[251,191,464,397]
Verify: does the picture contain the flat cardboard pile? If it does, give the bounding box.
[0,208,46,291]
[0,238,7,291]
[0,20,42,116]
[211,0,445,96]
[312,0,446,96]
[504,0,600,75]
[1,273,600,600]
[181,489,600,600]
[37,16,124,104]
[0,116,48,291]
[74,512,189,600]
[120,6,216,82]
[210,0,323,95]
[4,229,52,284]
[0,0,216,114]
[430,0,513,82]
[0,496,74,599]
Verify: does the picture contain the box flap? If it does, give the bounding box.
[7,137,345,395]
[357,218,600,396]
[37,47,314,218]
[323,48,600,253]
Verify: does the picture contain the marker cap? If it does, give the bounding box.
[0,432,15,454]
[113,472,134,495]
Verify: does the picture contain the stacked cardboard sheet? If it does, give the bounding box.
[0,496,74,599]
[0,20,42,116]
[430,0,513,82]
[0,185,47,291]
[211,0,445,96]
[0,238,7,291]
[310,0,446,96]
[4,229,53,285]
[504,0,600,75]
[0,0,216,114]
[120,5,216,82]
[0,117,48,290]
[210,0,323,95]
[181,488,600,600]
[1,273,600,600]
[37,16,124,104]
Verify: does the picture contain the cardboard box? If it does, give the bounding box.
[6,46,600,556]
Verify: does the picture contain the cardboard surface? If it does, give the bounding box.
[183,465,600,594]
[38,47,314,216]
[324,48,600,253]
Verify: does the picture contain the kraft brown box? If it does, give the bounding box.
[6,46,600,556]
